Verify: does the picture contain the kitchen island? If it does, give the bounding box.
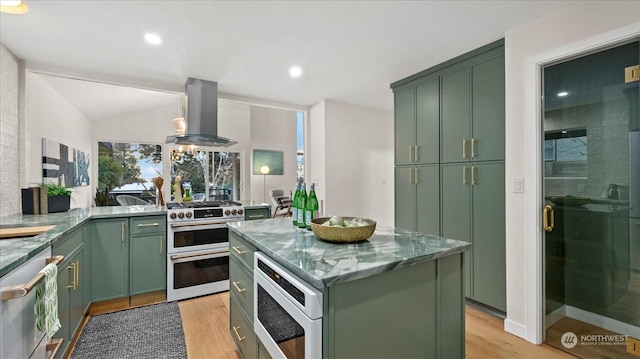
[228,218,471,359]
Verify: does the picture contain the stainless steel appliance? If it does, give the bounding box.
[1,248,64,359]
[254,252,323,359]
[166,200,244,302]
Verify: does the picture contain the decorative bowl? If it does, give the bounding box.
[310,217,377,243]
[548,196,590,207]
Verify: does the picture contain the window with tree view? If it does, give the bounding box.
[171,149,240,201]
[97,141,162,206]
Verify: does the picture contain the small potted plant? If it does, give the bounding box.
[43,183,72,213]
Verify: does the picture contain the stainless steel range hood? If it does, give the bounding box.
[165,78,237,147]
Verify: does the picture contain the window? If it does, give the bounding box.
[97,141,162,205]
[544,128,588,178]
[171,149,241,201]
[297,111,304,181]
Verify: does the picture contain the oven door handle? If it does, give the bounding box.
[169,218,242,230]
[170,250,229,261]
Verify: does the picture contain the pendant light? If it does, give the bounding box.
[0,1,29,14]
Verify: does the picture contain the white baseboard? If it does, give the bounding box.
[545,306,566,329]
[505,318,529,341]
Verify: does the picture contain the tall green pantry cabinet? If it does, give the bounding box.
[392,39,506,312]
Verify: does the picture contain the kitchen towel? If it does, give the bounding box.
[35,263,61,340]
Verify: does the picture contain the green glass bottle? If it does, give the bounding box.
[292,180,300,226]
[297,183,307,228]
[305,183,319,230]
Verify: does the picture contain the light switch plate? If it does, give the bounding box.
[513,178,524,193]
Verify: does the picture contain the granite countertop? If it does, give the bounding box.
[0,205,166,278]
[228,218,471,290]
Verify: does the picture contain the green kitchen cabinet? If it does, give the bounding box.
[440,48,505,163]
[51,225,87,359]
[91,215,168,301]
[90,218,129,302]
[441,161,505,311]
[394,75,440,166]
[129,216,166,296]
[395,165,440,235]
[244,207,271,221]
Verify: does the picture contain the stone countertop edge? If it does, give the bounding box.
[228,218,471,290]
[0,205,166,278]
[0,202,271,278]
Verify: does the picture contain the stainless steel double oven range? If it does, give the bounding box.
[166,200,245,302]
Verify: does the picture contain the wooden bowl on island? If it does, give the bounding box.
[310,217,376,243]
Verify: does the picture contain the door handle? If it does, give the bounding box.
[471,165,476,185]
[75,260,79,289]
[414,145,420,162]
[160,235,163,255]
[471,138,477,158]
[409,146,414,163]
[232,246,246,255]
[121,222,125,243]
[462,166,468,185]
[415,168,420,184]
[409,168,414,184]
[543,205,555,232]
[232,326,246,342]
[67,263,76,289]
[462,139,468,159]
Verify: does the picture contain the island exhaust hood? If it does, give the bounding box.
[165,78,237,147]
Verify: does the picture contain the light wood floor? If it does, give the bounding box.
[178,292,573,359]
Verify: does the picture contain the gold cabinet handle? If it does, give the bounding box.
[75,260,79,289]
[409,168,414,184]
[462,166,468,185]
[232,281,246,293]
[137,223,160,228]
[409,146,413,162]
[471,165,476,185]
[121,222,125,243]
[471,138,477,158]
[67,263,76,289]
[462,139,468,159]
[543,205,555,232]
[232,326,246,342]
[160,235,163,255]
[415,168,420,184]
[414,145,420,162]
[232,246,246,255]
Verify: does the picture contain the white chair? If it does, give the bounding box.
[269,189,292,218]
[116,195,150,206]
[192,193,206,202]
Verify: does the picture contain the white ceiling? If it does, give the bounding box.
[1,1,575,114]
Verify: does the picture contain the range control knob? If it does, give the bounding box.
[178,212,185,219]
[225,210,231,216]
[232,209,238,215]
[169,213,177,219]
[186,212,192,218]
[238,209,244,215]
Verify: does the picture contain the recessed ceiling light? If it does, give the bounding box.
[557,91,569,97]
[144,33,162,45]
[289,66,302,78]
[0,0,28,14]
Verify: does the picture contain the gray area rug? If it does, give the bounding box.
[71,302,187,359]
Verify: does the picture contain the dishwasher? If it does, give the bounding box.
[254,252,323,359]
[1,248,64,359]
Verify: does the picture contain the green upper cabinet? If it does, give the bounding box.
[90,218,129,302]
[394,85,416,166]
[441,67,471,163]
[440,49,505,163]
[471,55,505,162]
[394,76,440,166]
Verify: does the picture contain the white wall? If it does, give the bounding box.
[0,44,21,216]
[311,100,394,226]
[249,106,298,204]
[504,1,640,343]
[25,72,94,208]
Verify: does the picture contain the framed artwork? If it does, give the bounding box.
[42,138,90,187]
[253,149,284,175]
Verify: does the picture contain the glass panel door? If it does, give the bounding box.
[543,41,639,357]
